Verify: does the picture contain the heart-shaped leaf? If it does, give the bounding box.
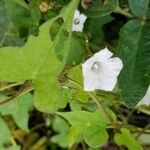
[117,20,150,107]
[56,110,116,147]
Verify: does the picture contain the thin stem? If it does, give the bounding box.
[136,123,150,139]
[29,137,47,150]
[120,123,150,134]
[68,78,83,89]
[0,82,24,91]
[68,78,118,128]
[88,92,118,128]
[0,81,33,105]
[114,7,135,18]
[84,35,93,55]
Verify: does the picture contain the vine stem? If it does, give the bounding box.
[88,92,117,128]
[84,35,93,55]
[0,82,24,91]
[0,81,33,105]
[135,123,150,139]
[68,78,118,128]
[114,7,135,18]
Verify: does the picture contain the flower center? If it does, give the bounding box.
[91,61,101,72]
[74,18,80,25]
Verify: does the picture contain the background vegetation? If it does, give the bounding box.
[0,0,149,149]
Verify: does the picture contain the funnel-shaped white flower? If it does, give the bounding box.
[137,86,150,106]
[82,47,123,91]
[72,10,87,32]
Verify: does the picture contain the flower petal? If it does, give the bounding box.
[93,47,113,62]
[83,71,98,91]
[82,64,98,91]
[82,56,94,69]
[102,57,123,77]
[72,10,87,32]
[82,47,123,91]
[72,24,83,32]
[97,75,117,91]
[74,10,80,18]
[79,14,87,24]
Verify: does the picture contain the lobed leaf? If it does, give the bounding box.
[0,0,79,112]
[56,110,115,147]
[0,93,33,131]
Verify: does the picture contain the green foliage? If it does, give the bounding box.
[0,0,41,47]
[128,0,150,18]
[0,0,79,112]
[0,118,11,148]
[57,110,116,148]
[0,93,33,131]
[0,0,8,46]
[67,35,85,65]
[84,0,118,18]
[0,0,149,149]
[114,128,142,150]
[4,0,40,35]
[0,118,20,149]
[51,116,80,148]
[117,20,150,107]
[51,116,71,148]
[84,15,113,47]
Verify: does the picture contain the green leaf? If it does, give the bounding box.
[4,0,40,35]
[0,117,20,150]
[88,148,101,150]
[84,15,113,47]
[0,0,41,47]
[114,128,142,150]
[68,66,83,84]
[0,117,11,147]
[2,24,24,47]
[0,93,33,131]
[117,20,150,107]
[1,144,20,150]
[128,0,150,18]
[0,0,9,46]
[51,116,70,148]
[84,0,118,18]
[67,126,80,148]
[66,66,90,103]
[0,0,79,113]
[67,35,85,65]
[13,0,29,9]
[56,110,110,148]
[76,91,89,103]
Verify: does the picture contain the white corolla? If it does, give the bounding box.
[82,47,123,91]
[72,10,87,32]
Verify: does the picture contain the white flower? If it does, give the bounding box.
[137,86,150,106]
[72,10,87,32]
[82,47,123,91]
